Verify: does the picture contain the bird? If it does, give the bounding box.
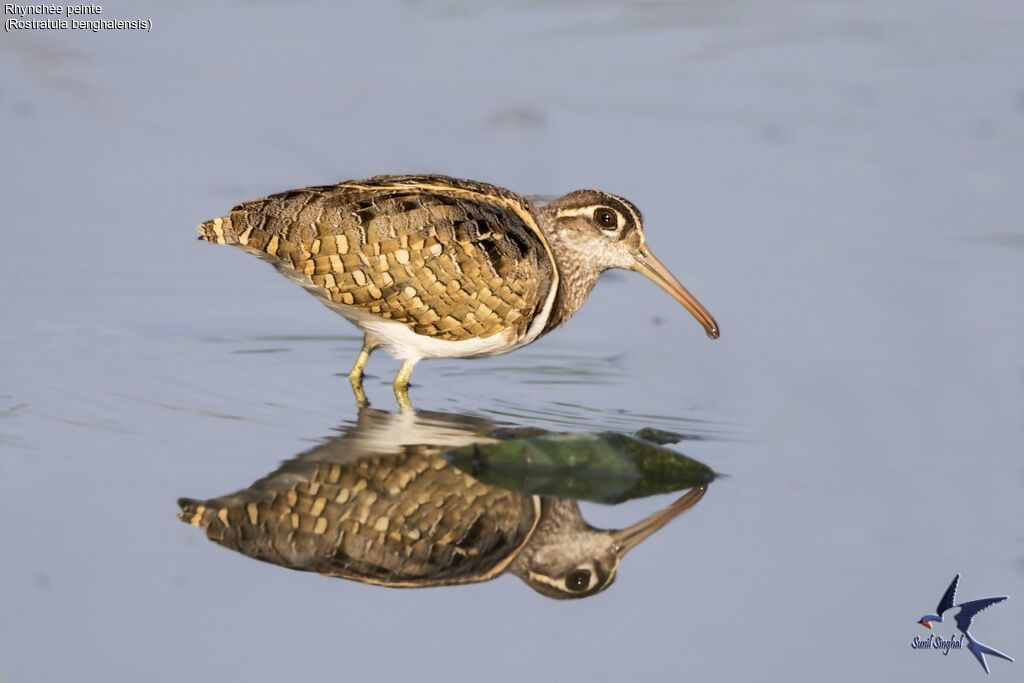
[918,574,1014,673]
[177,407,708,599]
[197,175,719,402]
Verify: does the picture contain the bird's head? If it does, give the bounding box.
[542,190,719,338]
[918,614,941,629]
[510,485,707,600]
[512,527,622,600]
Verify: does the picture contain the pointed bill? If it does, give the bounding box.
[611,484,708,556]
[633,247,719,339]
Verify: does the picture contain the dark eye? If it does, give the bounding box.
[565,569,592,592]
[593,208,617,229]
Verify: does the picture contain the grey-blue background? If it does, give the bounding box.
[2,1,1022,681]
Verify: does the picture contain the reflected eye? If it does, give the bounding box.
[565,569,592,592]
[593,208,617,230]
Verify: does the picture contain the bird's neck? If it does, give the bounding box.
[542,232,603,333]
[509,499,587,576]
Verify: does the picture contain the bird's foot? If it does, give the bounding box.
[393,383,413,411]
[349,374,369,408]
[391,359,419,410]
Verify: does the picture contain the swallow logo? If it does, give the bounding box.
[914,574,1014,674]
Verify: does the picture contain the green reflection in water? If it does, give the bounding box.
[445,431,714,504]
[178,407,713,600]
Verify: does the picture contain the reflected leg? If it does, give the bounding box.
[392,358,419,410]
[348,334,380,405]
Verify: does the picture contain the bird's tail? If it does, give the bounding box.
[197,215,239,245]
[177,497,217,528]
[968,638,1014,674]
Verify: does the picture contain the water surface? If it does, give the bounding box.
[2,1,1023,680]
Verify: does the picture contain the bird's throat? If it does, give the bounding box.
[542,234,604,334]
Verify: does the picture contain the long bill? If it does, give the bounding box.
[610,484,708,556]
[633,247,720,339]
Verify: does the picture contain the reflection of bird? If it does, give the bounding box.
[178,408,708,599]
[918,574,1013,673]
[198,175,718,403]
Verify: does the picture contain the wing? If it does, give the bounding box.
[180,450,541,587]
[954,597,1008,634]
[937,574,959,615]
[207,175,558,342]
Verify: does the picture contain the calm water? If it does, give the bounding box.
[2,1,1023,680]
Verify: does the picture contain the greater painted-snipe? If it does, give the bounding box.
[178,407,709,599]
[198,175,718,401]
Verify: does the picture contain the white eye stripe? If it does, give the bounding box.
[619,203,642,231]
[554,206,625,231]
[580,565,599,590]
[527,562,599,592]
[554,206,601,219]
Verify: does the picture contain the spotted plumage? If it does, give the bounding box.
[177,407,708,599]
[198,175,718,400]
[180,450,539,586]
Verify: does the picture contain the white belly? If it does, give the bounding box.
[311,283,557,362]
[334,303,520,360]
[273,258,558,362]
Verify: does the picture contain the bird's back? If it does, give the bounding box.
[177,449,540,586]
[198,175,558,344]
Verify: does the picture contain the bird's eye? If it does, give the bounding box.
[565,569,592,592]
[593,208,617,230]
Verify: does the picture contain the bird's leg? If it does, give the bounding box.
[348,335,380,406]
[350,381,370,408]
[348,335,380,384]
[392,358,419,410]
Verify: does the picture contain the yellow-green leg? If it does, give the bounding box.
[348,334,380,405]
[392,358,419,409]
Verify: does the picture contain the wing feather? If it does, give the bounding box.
[181,449,540,587]
[937,574,959,615]
[955,597,1008,634]
[211,175,557,342]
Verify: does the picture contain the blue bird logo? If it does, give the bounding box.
[918,574,1014,674]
